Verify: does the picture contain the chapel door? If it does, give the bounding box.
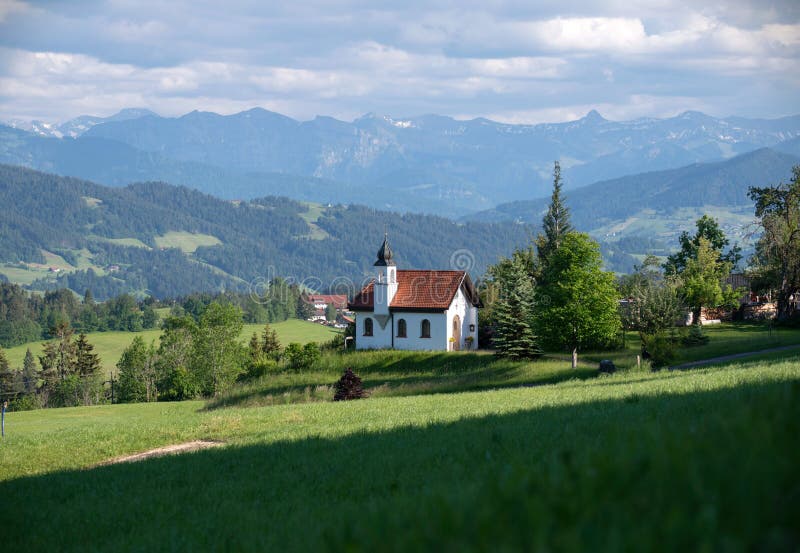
[452,315,461,351]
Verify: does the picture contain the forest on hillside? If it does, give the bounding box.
[0,165,534,299]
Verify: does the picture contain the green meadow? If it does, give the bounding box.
[0,338,798,551]
[3,319,340,377]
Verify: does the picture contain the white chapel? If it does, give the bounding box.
[348,236,481,351]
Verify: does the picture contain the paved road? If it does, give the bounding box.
[669,343,800,370]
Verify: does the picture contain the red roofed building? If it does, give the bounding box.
[348,236,481,351]
[307,294,348,311]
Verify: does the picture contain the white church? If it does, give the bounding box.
[348,236,481,351]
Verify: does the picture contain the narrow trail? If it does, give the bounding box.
[93,440,224,467]
[669,344,800,370]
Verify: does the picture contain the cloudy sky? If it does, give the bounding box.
[1,0,799,124]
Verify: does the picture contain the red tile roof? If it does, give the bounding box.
[349,270,479,312]
[306,294,348,309]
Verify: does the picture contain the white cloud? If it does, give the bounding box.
[0,2,797,124]
[0,0,28,23]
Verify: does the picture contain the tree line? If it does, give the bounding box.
[116,308,325,403]
[0,277,316,349]
[0,322,104,410]
[2,164,531,300]
[0,284,159,348]
[483,163,800,367]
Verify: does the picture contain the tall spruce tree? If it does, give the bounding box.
[21,348,39,395]
[51,322,76,381]
[537,161,573,263]
[74,333,103,405]
[492,260,542,359]
[74,333,101,377]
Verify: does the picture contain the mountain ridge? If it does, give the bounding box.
[0,164,532,299]
[4,107,799,217]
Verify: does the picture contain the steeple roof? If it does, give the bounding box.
[374,233,395,266]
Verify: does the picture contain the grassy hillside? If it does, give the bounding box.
[0,349,797,551]
[3,319,339,376]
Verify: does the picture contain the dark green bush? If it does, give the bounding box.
[682,324,710,346]
[333,367,366,401]
[643,333,677,368]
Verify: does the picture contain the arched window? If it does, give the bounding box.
[397,318,407,337]
[363,317,373,336]
[420,319,431,338]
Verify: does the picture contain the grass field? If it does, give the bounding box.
[298,202,331,240]
[580,323,800,369]
[3,319,340,377]
[0,349,797,551]
[153,231,222,253]
[0,248,107,285]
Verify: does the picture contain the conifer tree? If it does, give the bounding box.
[51,322,76,380]
[492,261,542,359]
[74,333,103,405]
[537,161,573,264]
[248,332,261,361]
[74,333,101,377]
[0,346,14,398]
[21,348,39,394]
[261,323,282,358]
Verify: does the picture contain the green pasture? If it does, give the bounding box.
[153,231,221,253]
[580,323,800,368]
[0,350,797,551]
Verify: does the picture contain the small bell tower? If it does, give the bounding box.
[373,233,397,315]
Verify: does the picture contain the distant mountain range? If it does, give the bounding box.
[465,147,800,259]
[3,107,799,217]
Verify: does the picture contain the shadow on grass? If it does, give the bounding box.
[1,379,797,552]
[205,355,597,411]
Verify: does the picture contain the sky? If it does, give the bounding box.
[0,0,799,125]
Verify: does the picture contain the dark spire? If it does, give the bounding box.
[374,233,396,266]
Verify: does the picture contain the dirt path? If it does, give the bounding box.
[669,344,800,370]
[94,440,224,467]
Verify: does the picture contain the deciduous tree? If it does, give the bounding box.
[748,166,800,321]
[535,232,620,368]
[192,302,245,395]
[664,215,741,275]
[680,238,739,325]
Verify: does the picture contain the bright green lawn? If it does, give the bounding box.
[153,231,221,253]
[3,319,340,376]
[0,352,797,551]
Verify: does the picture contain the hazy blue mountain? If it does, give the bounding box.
[464,148,800,256]
[5,107,800,216]
[78,108,800,199]
[0,124,497,216]
[5,108,158,138]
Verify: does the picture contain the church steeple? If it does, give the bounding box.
[374,233,395,266]
[373,233,397,314]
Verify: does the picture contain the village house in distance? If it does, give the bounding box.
[349,236,481,351]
